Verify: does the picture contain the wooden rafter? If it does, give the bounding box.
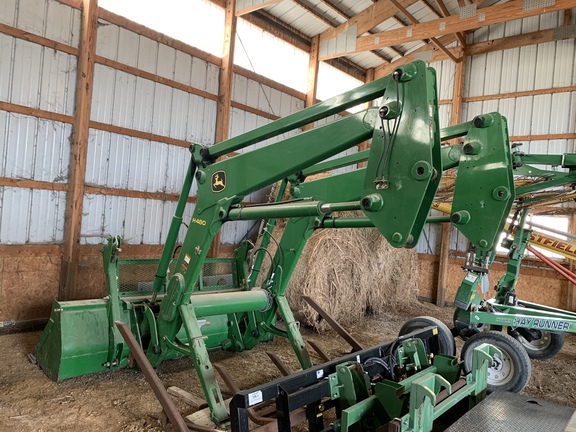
[320,0,573,60]
[323,0,405,60]
[319,0,420,43]
[375,34,459,78]
[434,0,467,46]
[465,25,576,56]
[389,0,458,63]
[302,35,320,131]
[293,0,392,63]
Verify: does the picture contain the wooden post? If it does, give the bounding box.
[436,56,465,307]
[358,68,375,168]
[209,0,237,258]
[59,0,98,300]
[302,35,319,132]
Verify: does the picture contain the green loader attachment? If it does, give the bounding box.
[34,60,521,428]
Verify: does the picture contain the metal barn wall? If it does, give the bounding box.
[417,11,576,256]
[85,19,218,246]
[0,0,79,245]
[455,10,576,253]
[0,0,318,323]
[0,0,312,249]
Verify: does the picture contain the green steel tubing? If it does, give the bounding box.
[228,201,362,221]
[301,149,370,177]
[191,289,271,317]
[427,216,452,223]
[321,201,362,212]
[322,215,450,229]
[322,217,374,228]
[152,157,196,297]
[440,121,474,141]
[227,201,325,220]
[205,76,391,159]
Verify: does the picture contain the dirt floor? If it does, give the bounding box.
[1,301,575,432]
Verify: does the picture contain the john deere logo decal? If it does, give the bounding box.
[212,171,226,192]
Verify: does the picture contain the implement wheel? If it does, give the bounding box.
[508,328,565,360]
[399,316,456,356]
[461,331,531,394]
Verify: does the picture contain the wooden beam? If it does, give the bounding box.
[375,40,461,78]
[84,185,197,203]
[234,65,305,100]
[230,100,280,121]
[322,0,573,59]
[389,0,457,62]
[564,8,572,26]
[302,36,320,132]
[325,57,367,82]
[235,0,282,16]
[463,85,576,103]
[60,0,99,301]
[436,225,450,307]
[510,133,576,141]
[0,244,62,257]
[358,68,375,168]
[215,0,237,145]
[465,26,576,57]
[319,0,419,43]
[0,101,73,124]
[0,177,68,192]
[0,22,77,55]
[451,57,465,136]
[95,55,217,101]
[211,0,237,258]
[376,20,576,79]
[436,57,465,307]
[434,0,467,46]
[315,0,393,63]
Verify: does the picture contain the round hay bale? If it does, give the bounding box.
[254,212,419,333]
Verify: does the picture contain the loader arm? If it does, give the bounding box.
[151,60,444,424]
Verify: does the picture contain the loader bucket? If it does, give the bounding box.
[34,299,110,381]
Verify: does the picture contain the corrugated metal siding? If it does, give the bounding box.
[93,21,219,145]
[0,0,77,245]
[0,186,66,244]
[418,16,576,257]
[86,25,313,245]
[82,194,196,245]
[416,209,443,255]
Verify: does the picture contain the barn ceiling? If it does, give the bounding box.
[232,0,574,78]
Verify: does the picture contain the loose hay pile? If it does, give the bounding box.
[256,213,420,333]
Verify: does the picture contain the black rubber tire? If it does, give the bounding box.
[461,330,531,394]
[398,316,456,356]
[508,328,565,361]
